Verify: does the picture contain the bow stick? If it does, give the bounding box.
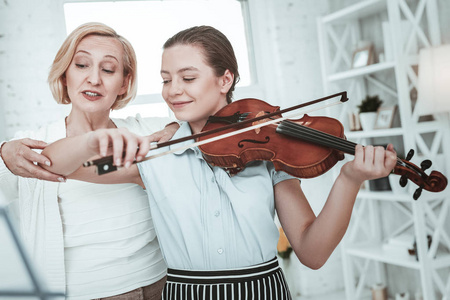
[84,91,348,173]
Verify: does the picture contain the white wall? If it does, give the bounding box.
[0,1,69,141]
[0,0,332,141]
[1,0,449,298]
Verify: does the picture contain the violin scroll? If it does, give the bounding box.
[392,149,447,200]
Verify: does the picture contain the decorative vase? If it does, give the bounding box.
[371,283,388,300]
[359,112,377,131]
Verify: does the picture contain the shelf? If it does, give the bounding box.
[356,190,411,202]
[328,61,396,82]
[413,120,444,133]
[356,190,442,202]
[345,242,420,269]
[345,242,450,270]
[432,254,450,269]
[321,0,386,24]
[319,0,449,298]
[345,127,404,139]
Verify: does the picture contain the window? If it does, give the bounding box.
[64,0,256,118]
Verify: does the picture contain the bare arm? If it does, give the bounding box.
[40,128,151,187]
[0,139,65,182]
[276,144,397,269]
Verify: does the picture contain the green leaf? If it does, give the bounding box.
[358,95,383,113]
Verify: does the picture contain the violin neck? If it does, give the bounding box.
[277,120,357,155]
[276,119,448,195]
[277,120,406,167]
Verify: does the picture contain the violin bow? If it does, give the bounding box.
[84,91,348,173]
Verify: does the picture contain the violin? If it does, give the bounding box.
[198,98,447,200]
[84,92,447,200]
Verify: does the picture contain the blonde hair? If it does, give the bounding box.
[48,22,137,110]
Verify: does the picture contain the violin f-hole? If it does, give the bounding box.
[238,136,270,148]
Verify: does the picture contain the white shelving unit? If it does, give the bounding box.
[317,1,450,299]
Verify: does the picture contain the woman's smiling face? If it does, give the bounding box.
[160,44,231,133]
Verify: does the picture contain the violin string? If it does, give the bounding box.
[277,120,357,154]
[280,121,410,173]
[277,121,405,167]
[267,101,357,153]
[276,123,342,150]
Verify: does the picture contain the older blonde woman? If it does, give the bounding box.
[0,23,177,299]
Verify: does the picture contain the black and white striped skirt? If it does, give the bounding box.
[162,257,292,300]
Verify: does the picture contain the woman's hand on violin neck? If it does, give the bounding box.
[89,128,151,168]
[341,144,397,184]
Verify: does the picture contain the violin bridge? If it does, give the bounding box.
[252,111,269,134]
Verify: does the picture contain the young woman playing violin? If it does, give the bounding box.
[41,25,398,299]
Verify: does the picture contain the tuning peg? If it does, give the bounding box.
[420,159,432,171]
[405,149,415,161]
[413,187,423,200]
[399,175,408,187]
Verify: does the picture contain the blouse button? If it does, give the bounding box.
[214,210,220,217]
[217,248,223,254]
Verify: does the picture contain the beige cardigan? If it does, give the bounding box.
[0,115,171,296]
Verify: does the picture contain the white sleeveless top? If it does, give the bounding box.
[58,179,166,299]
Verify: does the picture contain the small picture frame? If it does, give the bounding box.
[347,111,362,131]
[374,106,397,129]
[351,45,374,68]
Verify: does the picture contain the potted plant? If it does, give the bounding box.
[358,95,383,130]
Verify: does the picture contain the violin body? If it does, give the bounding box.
[199,98,345,178]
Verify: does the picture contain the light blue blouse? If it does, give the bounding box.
[138,122,296,270]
